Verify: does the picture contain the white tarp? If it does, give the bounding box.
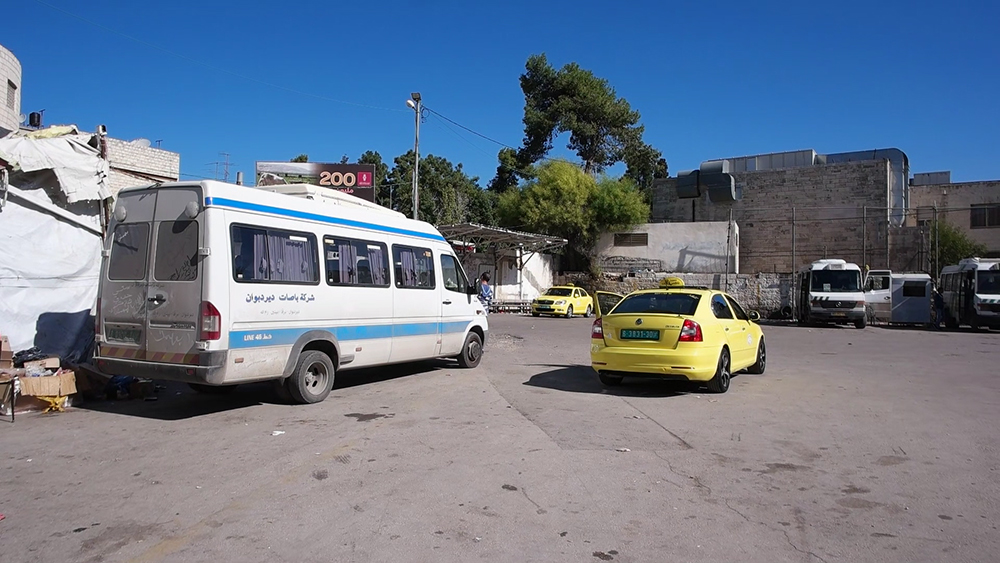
[0,127,109,361]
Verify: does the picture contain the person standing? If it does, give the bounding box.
[478,273,493,315]
[933,288,945,330]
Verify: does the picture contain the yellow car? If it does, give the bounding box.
[531,285,594,318]
[590,282,765,393]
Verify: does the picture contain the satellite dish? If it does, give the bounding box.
[18,114,27,124]
[131,138,152,147]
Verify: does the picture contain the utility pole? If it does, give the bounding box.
[406,93,422,220]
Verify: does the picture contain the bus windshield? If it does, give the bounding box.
[811,270,861,292]
[978,271,1000,294]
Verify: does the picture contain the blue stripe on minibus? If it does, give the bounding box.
[230,321,471,349]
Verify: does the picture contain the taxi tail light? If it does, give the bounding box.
[591,318,604,340]
[679,319,702,342]
[200,301,221,341]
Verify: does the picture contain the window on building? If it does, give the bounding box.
[970,204,1000,229]
[6,80,16,110]
[613,233,648,247]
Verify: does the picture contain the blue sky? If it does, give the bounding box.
[5,0,998,184]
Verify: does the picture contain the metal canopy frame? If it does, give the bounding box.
[437,223,567,308]
[436,223,567,254]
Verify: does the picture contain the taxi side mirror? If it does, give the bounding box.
[748,311,761,322]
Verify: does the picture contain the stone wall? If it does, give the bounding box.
[909,180,1000,256]
[554,272,794,318]
[652,160,898,274]
[105,137,180,195]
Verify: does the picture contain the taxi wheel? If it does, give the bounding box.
[584,305,593,318]
[565,305,574,319]
[707,348,731,394]
[747,340,766,374]
[599,373,623,387]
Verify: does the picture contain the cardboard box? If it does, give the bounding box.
[24,356,60,370]
[0,336,11,369]
[18,371,77,397]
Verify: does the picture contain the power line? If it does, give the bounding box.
[32,0,406,113]
[423,107,515,150]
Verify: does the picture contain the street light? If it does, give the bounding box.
[406,92,422,220]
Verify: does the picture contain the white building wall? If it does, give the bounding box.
[458,250,556,301]
[0,44,23,136]
[596,222,739,274]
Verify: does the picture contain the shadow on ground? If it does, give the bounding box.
[523,364,700,398]
[78,359,452,421]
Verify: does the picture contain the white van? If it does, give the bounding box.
[938,257,1000,330]
[93,180,488,404]
[794,259,867,328]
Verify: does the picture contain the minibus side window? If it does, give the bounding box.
[393,245,435,289]
[325,237,390,287]
[231,225,319,285]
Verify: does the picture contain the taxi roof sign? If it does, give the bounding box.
[659,276,685,288]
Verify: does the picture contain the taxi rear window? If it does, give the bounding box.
[613,293,701,315]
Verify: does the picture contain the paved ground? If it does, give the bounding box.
[1,315,999,563]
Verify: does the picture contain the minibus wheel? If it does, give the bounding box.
[289,351,335,404]
[458,332,483,369]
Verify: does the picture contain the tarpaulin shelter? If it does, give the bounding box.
[0,126,112,362]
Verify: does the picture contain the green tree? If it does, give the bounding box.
[357,150,391,206]
[496,53,663,181]
[385,151,488,226]
[932,220,989,271]
[498,161,648,257]
[623,141,668,201]
[290,154,309,163]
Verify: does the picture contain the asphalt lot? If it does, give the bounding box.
[2,315,999,563]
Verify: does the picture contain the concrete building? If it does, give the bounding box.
[1,44,22,136]
[652,150,922,274]
[909,171,1000,258]
[595,221,739,274]
[105,137,181,195]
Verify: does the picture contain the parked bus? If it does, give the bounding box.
[938,257,1000,330]
[795,259,866,328]
[93,180,489,404]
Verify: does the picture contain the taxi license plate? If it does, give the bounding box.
[620,329,660,340]
[832,312,846,317]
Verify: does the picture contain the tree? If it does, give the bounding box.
[498,161,648,257]
[385,151,489,226]
[339,155,350,164]
[290,154,309,163]
[357,150,391,206]
[623,141,668,202]
[932,220,988,271]
[495,53,663,182]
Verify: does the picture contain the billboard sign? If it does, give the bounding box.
[255,162,376,202]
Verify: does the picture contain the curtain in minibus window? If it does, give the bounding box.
[267,233,317,283]
[338,242,358,283]
[366,244,387,286]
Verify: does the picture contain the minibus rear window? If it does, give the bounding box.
[154,220,199,281]
[108,223,150,281]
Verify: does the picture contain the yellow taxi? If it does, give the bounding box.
[531,284,594,318]
[590,278,765,393]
